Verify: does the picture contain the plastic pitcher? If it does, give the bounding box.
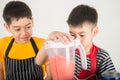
[44,39,87,80]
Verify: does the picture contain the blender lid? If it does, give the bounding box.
[44,39,80,49]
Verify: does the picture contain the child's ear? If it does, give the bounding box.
[4,23,11,32]
[93,26,99,36]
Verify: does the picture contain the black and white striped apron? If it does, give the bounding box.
[4,38,43,80]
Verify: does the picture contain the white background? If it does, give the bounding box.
[0,0,120,71]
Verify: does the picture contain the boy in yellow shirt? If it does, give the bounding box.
[0,1,50,80]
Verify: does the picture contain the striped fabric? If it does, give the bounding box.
[96,49,116,79]
[5,57,43,80]
[74,48,116,79]
[4,38,43,80]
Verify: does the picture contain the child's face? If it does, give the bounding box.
[4,18,34,43]
[69,22,98,53]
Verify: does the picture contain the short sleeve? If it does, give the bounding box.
[96,49,116,79]
[0,39,4,62]
[41,61,49,77]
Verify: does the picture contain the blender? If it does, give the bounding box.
[44,39,87,80]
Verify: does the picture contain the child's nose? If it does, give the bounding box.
[21,29,27,36]
[76,34,80,39]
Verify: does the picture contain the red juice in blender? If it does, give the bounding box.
[49,55,75,80]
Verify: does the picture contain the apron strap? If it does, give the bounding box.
[5,38,38,57]
[30,38,38,54]
[90,45,99,73]
[5,38,14,57]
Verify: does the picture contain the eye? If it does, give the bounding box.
[79,34,84,37]
[26,26,31,29]
[14,28,20,31]
[70,33,75,37]
[70,34,76,39]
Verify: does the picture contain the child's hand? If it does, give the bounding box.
[47,31,74,44]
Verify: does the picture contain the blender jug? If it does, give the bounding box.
[45,39,87,80]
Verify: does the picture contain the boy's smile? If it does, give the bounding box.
[4,18,34,43]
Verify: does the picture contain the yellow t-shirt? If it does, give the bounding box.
[0,36,46,76]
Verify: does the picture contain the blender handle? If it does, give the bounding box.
[76,43,87,70]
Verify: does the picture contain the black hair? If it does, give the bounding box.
[3,1,32,25]
[67,4,98,26]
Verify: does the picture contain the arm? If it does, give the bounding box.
[36,46,48,65]
[0,62,4,80]
[44,64,52,80]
